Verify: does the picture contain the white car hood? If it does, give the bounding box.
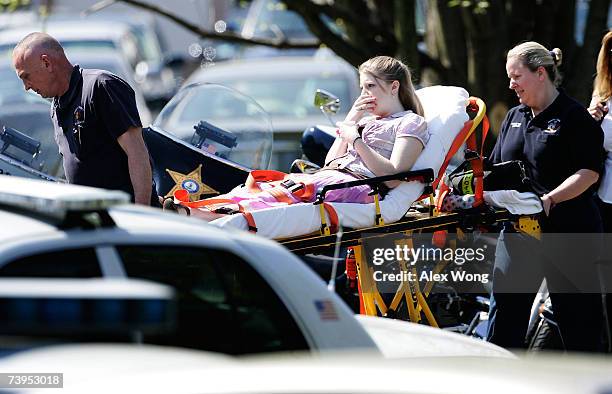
[355,315,514,358]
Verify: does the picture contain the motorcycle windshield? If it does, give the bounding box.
[153,83,273,169]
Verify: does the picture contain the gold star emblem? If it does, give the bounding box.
[165,164,218,201]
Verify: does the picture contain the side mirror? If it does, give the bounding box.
[314,89,340,115]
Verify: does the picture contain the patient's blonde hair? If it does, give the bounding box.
[359,56,424,116]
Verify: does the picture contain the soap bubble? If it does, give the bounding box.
[214,20,227,33]
[202,46,217,61]
[188,43,202,58]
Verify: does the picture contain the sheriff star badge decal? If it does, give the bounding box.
[165,164,218,201]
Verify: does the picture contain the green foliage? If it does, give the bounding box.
[0,0,31,13]
[447,0,490,13]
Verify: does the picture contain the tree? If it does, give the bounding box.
[111,0,610,131]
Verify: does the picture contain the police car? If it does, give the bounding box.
[0,175,511,358]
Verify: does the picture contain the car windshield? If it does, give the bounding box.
[153,83,273,170]
[217,77,351,118]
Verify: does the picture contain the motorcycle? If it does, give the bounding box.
[0,126,61,182]
[143,82,274,198]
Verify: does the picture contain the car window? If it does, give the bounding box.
[0,248,102,278]
[61,40,118,53]
[254,2,313,40]
[185,77,350,119]
[243,0,342,42]
[130,25,163,63]
[118,245,308,355]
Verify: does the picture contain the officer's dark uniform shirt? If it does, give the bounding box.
[51,65,142,200]
[490,89,604,231]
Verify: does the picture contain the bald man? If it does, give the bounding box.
[12,32,158,206]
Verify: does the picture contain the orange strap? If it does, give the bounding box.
[322,203,339,234]
[245,170,317,204]
[435,182,451,212]
[466,132,485,207]
[265,180,316,204]
[174,189,239,210]
[464,101,490,207]
[174,188,258,233]
[245,170,287,193]
[432,119,474,192]
[242,211,257,233]
[432,98,490,207]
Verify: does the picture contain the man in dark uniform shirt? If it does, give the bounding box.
[12,32,157,206]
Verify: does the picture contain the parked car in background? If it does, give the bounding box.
[182,53,359,170]
[0,19,170,113]
[238,0,341,59]
[0,59,62,179]
[0,20,139,66]
[46,13,179,109]
[0,176,511,359]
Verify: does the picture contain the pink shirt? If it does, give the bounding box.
[331,110,429,178]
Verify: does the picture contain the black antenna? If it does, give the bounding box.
[327,220,344,292]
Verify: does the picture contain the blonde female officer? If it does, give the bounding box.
[487,42,604,352]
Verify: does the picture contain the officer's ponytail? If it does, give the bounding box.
[507,42,563,86]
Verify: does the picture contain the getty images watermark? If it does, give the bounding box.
[361,232,495,294]
[361,232,612,294]
[371,242,490,284]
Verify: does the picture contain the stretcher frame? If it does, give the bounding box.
[278,97,541,326]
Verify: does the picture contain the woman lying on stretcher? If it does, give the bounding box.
[169,56,430,221]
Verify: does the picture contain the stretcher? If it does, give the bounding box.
[179,85,543,326]
[208,86,541,236]
[210,86,474,236]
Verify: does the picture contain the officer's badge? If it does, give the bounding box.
[544,118,561,134]
[166,164,218,201]
[73,106,85,144]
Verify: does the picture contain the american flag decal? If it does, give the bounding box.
[314,299,339,320]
